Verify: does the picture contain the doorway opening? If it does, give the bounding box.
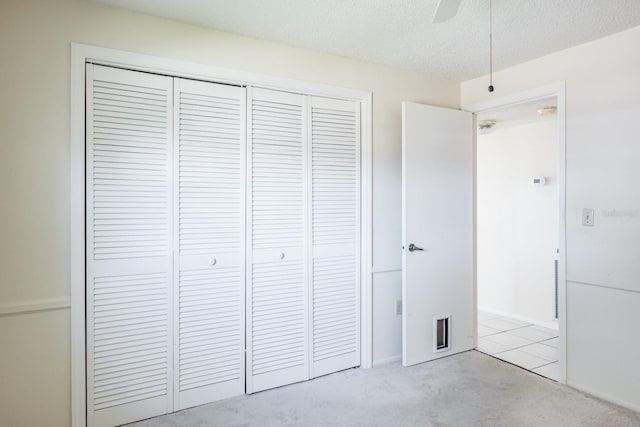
[475,96,562,381]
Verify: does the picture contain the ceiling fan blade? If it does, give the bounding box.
[432,0,462,23]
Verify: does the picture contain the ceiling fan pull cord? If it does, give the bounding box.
[488,0,494,92]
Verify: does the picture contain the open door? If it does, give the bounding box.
[402,102,474,367]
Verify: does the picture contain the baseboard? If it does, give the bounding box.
[479,306,559,331]
[372,355,402,367]
[567,380,640,413]
[371,266,402,275]
[0,297,71,317]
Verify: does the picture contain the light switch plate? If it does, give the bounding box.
[582,208,595,226]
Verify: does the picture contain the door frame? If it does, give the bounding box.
[70,43,373,427]
[465,82,567,384]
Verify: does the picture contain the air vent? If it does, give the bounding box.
[434,316,451,352]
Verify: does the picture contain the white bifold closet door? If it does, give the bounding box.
[246,88,309,392]
[246,89,361,392]
[87,63,361,425]
[172,78,246,410]
[86,65,246,427]
[309,97,361,378]
[86,64,174,427]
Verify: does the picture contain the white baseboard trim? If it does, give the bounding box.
[479,306,559,331]
[371,266,402,275]
[0,297,71,317]
[372,355,402,367]
[567,380,640,413]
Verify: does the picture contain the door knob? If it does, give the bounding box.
[408,243,423,252]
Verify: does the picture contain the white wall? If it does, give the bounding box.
[0,1,459,425]
[463,25,640,411]
[477,120,559,326]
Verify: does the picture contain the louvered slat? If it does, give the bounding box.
[174,78,245,410]
[86,64,173,427]
[247,88,308,392]
[178,268,242,389]
[251,260,306,376]
[92,273,169,411]
[310,97,361,378]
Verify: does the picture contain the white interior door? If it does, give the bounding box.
[401,102,474,367]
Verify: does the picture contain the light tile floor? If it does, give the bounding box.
[477,310,560,381]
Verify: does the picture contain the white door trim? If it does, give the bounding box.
[70,43,373,427]
[464,81,568,384]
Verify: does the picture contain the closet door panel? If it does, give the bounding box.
[247,88,308,393]
[174,79,246,409]
[310,97,361,378]
[86,64,173,427]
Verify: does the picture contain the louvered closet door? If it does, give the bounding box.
[86,64,173,427]
[247,88,309,393]
[173,79,246,409]
[310,97,361,378]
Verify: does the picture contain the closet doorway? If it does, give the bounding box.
[71,47,372,427]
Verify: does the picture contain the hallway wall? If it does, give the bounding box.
[477,119,559,327]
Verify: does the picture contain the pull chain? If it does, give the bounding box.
[488,0,494,92]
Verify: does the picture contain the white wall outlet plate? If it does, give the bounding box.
[582,208,595,226]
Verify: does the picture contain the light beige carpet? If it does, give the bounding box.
[129,351,640,427]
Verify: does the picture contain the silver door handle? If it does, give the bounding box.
[408,243,423,252]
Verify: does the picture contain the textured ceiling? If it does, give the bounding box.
[92,0,640,81]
